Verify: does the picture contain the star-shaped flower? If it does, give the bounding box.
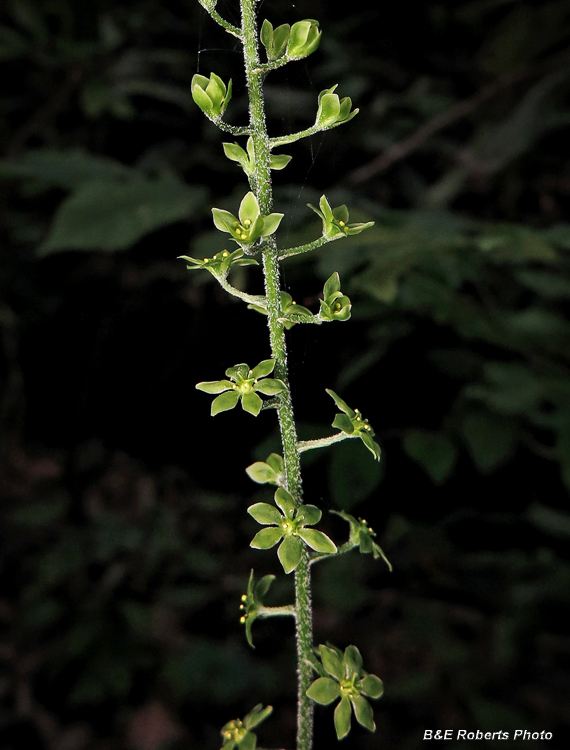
[249,487,337,573]
[196,359,286,416]
[307,644,384,740]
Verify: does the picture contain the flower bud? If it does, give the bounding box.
[287,19,321,59]
[191,72,232,119]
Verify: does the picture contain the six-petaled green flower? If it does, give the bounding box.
[331,510,392,570]
[212,191,283,248]
[307,644,384,740]
[196,359,286,416]
[220,704,272,750]
[326,388,381,460]
[308,194,374,239]
[249,487,337,573]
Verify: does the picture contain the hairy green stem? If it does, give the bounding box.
[278,234,341,261]
[239,1,313,748]
[298,432,351,453]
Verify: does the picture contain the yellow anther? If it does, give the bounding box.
[362,519,367,524]
[213,254,218,259]
[240,604,245,610]
[233,221,240,227]
[240,616,246,623]
[241,594,247,601]
[339,220,346,226]
[244,219,251,227]
[223,250,229,257]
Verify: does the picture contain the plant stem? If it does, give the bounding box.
[239,2,313,748]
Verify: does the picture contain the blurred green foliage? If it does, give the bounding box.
[1,0,570,748]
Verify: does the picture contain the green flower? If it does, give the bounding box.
[326,389,381,460]
[319,272,351,322]
[196,359,286,416]
[191,72,232,119]
[307,644,384,740]
[178,248,258,278]
[315,86,358,129]
[239,569,275,648]
[220,704,272,750]
[246,453,286,487]
[249,487,337,573]
[212,191,283,248]
[286,19,321,59]
[223,137,291,176]
[260,19,291,62]
[331,510,392,571]
[308,194,374,239]
[248,290,313,329]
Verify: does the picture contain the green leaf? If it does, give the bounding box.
[195,380,232,394]
[245,461,278,485]
[332,413,355,434]
[270,154,292,170]
[254,378,286,396]
[344,645,363,676]
[360,432,382,461]
[359,674,384,699]
[319,646,344,680]
[275,487,295,518]
[317,93,341,127]
[298,529,337,554]
[295,504,322,526]
[211,390,240,415]
[242,391,263,416]
[266,453,284,474]
[277,535,303,573]
[334,696,352,740]
[248,503,282,525]
[250,527,284,550]
[261,213,284,236]
[403,429,458,484]
[461,411,516,473]
[272,24,291,59]
[260,18,273,51]
[212,207,238,233]
[306,677,340,705]
[39,178,205,254]
[251,359,275,378]
[244,704,273,731]
[326,388,355,417]
[350,695,375,732]
[254,574,275,599]
[0,148,136,190]
[324,272,341,300]
[239,191,260,224]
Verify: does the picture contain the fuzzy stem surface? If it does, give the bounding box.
[239,2,313,748]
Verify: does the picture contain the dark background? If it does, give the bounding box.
[1,0,570,749]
